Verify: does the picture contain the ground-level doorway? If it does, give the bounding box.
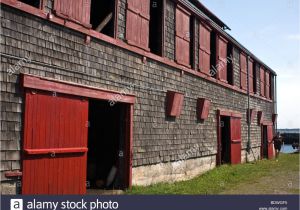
[261,125,274,159]
[21,74,134,194]
[87,100,128,190]
[218,111,242,165]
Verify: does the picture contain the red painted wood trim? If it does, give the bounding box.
[216,109,221,165]
[24,147,88,155]
[5,171,23,177]
[0,0,273,103]
[231,140,242,143]
[218,109,242,118]
[21,74,135,104]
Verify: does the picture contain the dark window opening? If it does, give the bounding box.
[221,116,230,164]
[210,31,217,78]
[149,0,163,55]
[262,126,268,159]
[19,0,40,8]
[87,100,127,190]
[189,16,195,68]
[227,43,233,85]
[90,0,115,37]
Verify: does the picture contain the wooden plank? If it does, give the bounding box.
[95,13,113,32]
[24,147,88,155]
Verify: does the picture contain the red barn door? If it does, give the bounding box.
[22,89,88,194]
[267,125,274,159]
[230,117,241,164]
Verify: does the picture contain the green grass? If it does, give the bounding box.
[126,153,299,195]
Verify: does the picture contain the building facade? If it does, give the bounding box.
[0,0,277,194]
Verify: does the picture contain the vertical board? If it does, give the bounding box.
[166,91,184,117]
[265,71,270,99]
[249,59,254,93]
[126,0,150,50]
[197,98,211,120]
[230,117,241,164]
[217,36,228,81]
[22,89,88,194]
[199,22,211,75]
[240,53,247,90]
[267,125,274,159]
[175,6,190,67]
[54,0,90,25]
[260,67,265,96]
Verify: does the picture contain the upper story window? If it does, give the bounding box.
[19,0,40,8]
[175,5,191,67]
[226,43,234,85]
[210,31,217,78]
[149,0,164,56]
[90,0,116,37]
[240,52,247,90]
[199,22,211,75]
[126,0,150,51]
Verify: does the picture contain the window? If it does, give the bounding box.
[175,5,191,67]
[248,58,254,93]
[260,67,265,97]
[19,0,40,8]
[216,35,228,82]
[126,0,150,50]
[54,0,91,27]
[210,31,217,78]
[90,0,116,37]
[227,43,234,85]
[240,52,247,90]
[265,70,270,99]
[199,22,211,75]
[149,0,163,55]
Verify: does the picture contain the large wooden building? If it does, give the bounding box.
[0,0,278,194]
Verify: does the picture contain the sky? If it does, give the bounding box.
[200,0,300,129]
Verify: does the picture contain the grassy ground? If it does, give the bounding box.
[127,153,299,195]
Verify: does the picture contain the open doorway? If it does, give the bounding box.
[87,99,127,191]
[220,116,231,164]
[261,125,268,159]
[90,0,116,37]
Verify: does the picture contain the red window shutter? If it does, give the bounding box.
[216,35,228,82]
[240,53,247,90]
[249,59,254,93]
[54,0,91,27]
[272,114,278,125]
[257,111,264,125]
[265,71,270,99]
[260,67,265,96]
[197,98,211,120]
[247,108,256,124]
[166,91,184,117]
[199,22,211,75]
[126,0,150,50]
[175,6,190,67]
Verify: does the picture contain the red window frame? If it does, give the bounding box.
[175,5,191,67]
[265,70,270,99]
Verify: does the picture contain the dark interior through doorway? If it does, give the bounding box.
[262,125,268,159]
[221,116,230,164]
[87,99,127,190]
